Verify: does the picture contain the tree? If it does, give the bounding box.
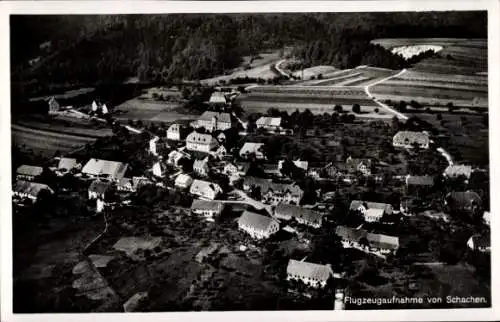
[352,104,361,114]
[374,108,379,113]
[436,113,443,121]
[334,105,343,113]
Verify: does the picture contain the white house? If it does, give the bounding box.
[152,161,164,177]
[175,173,193,189]
[239,142,265,160]
[186,132,219,153]
[256,117,282,132]
[213,145,227,159]
[392,131,430,149]
[444,164,473,180]
[349,200,393,222]
[223,163,241,185]
[483,211,490,226]
[81,158,128,181]
[16,165,44,181]
[237,211,280,240]
[335,226,399,255]
[209,92,228,105]
[167,124,182,141]
[191,199,225,222]
[167,150,186,168]
[193,157,210,177]
[286,259,333,288]
[274,204,323,228]
[189,179,222,200]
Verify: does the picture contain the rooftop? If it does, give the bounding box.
[199,111,231,123]
[16,165,44,177]
[238,211,277,232]
[191,199,224,212]
[286,259,332,282]
[13,180,53,197]
[240,142,265,156]
[58,158,78,170]
[256,117,281,127]
[81,158,128,180]
[350,200,392,212]
[275,203,323,223]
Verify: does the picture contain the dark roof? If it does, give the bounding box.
[447,191,482,210]
[238,211,277,231]
[335,226,367,242]
[199,111,231,123]
[366,233,399,250]
[275,204,323,224]
[191,199,224,212]
[89,180,112,194]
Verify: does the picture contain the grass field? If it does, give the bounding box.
[298,66,398,87]
[114,98,199,123]
[291,65,338,80]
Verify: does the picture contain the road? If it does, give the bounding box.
[222,189,273,215]
[273,59,291,78]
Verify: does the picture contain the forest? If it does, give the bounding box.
[11,12,486,96]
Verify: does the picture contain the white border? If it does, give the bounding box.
[1,1,499,321]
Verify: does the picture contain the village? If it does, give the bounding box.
[10,84,491,311]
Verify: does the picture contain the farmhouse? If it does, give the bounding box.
[82,158,128,181]
[467,234,490,253]
[57,157,79,174]
[335,226,399,254]
[261,163,281,176]
[12,180,53,202]
[274,204,323,228]
[193,111,232,133]
[152,161,165,177]
[191,199,224,221]
[237,211,279,240]
[256,117,282,132]
[346,157,372,176]
[166,124,182,141]
[286,259,333,288]
[118,177,150,192]
[175,173,193,189]
[366,233,400,253]
[167,150,186,168]
[445,191,482,214]
[349,200,393,222]
[392,131,430,149]
[278,159,309,172]
[444,164,473,180]
[88,180,112,200]
[243,177,303,205]
[186,132,219,153]
[239,142,265,160]
[405,175,434,187]
[16,165,44,181]
[193,157,210,177]
[189,179,222,200]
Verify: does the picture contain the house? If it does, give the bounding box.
[81,158,128,181]
[335,226,399,254]
[16,165,44,181]
[405,175,434,187]
[278,159,309,172]
[12,180,53,202]
[286,259,333,288]
[223,163,244,185]
[237,211,279,239]
[166,124,182,141]
[261,163,281,176]
[193,111,232,133]
[189,179,222,200]
[467,234,490,253]
[444,164,473,180]
[117,177,134,192]
[349,200,393,222]
[186,132,219,153]
[57,158,79,174]
[243,177,304,205]
[152,161,165,177]
[256,117,282,132]
[193,157,210,177]
[213,145,227,159]
[308,162,341,179]
[96,198,105,213]
[209,91,228,106]
[239,142,265,160]
[149,136,160,156]
[175,173,193,189]
[346,157,372,176]
[191,199,224,221]
[48,96,60,113]
[274,204,324,228]
[88,180,113,200]
[445,191,482,214]
[167,150,186,168]
[392,131,430,149]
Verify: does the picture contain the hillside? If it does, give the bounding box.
[11,12,486,97]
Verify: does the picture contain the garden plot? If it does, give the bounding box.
[291,65,337,80]
[113,236,162,259]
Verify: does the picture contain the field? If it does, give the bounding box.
[29,87,96,103]
[291,65,338,80]
[391,45,443,59]
[372,38,487,75]
[371,69,488,108]
[114,98,199,124]
[298,66,398,87]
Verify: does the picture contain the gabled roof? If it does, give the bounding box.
[367,233,399,250]
[346,157,372,172]
[446,191,482,210]
[470,234,490,249]
[191,199,224,212]
[175,173,192,186]
[239,142,265,156]
[243,176,303,196]
[13,180,53,196]
[209,92,228,104]
[444,164,473,179]
[393,131,430,146]
[275,204,323,224]
[256,117,281,127]
[335,225,367,242]
[199,111,231,123]
[238,211,277,232]
[82,158,128,180]
[190,179,222,194]
[89,180,112,194]
[186,132,217,145]
[193,158,209,169]
[406,175,434,186]
[350,200,392,213]
[167,123,181,132]
[286,259,332,282]
[58,158,78,170]
[16,165,43,177]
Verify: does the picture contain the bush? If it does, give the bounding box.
[374,108,379,113]
[352,104,361,114]
[334,105,343,113]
